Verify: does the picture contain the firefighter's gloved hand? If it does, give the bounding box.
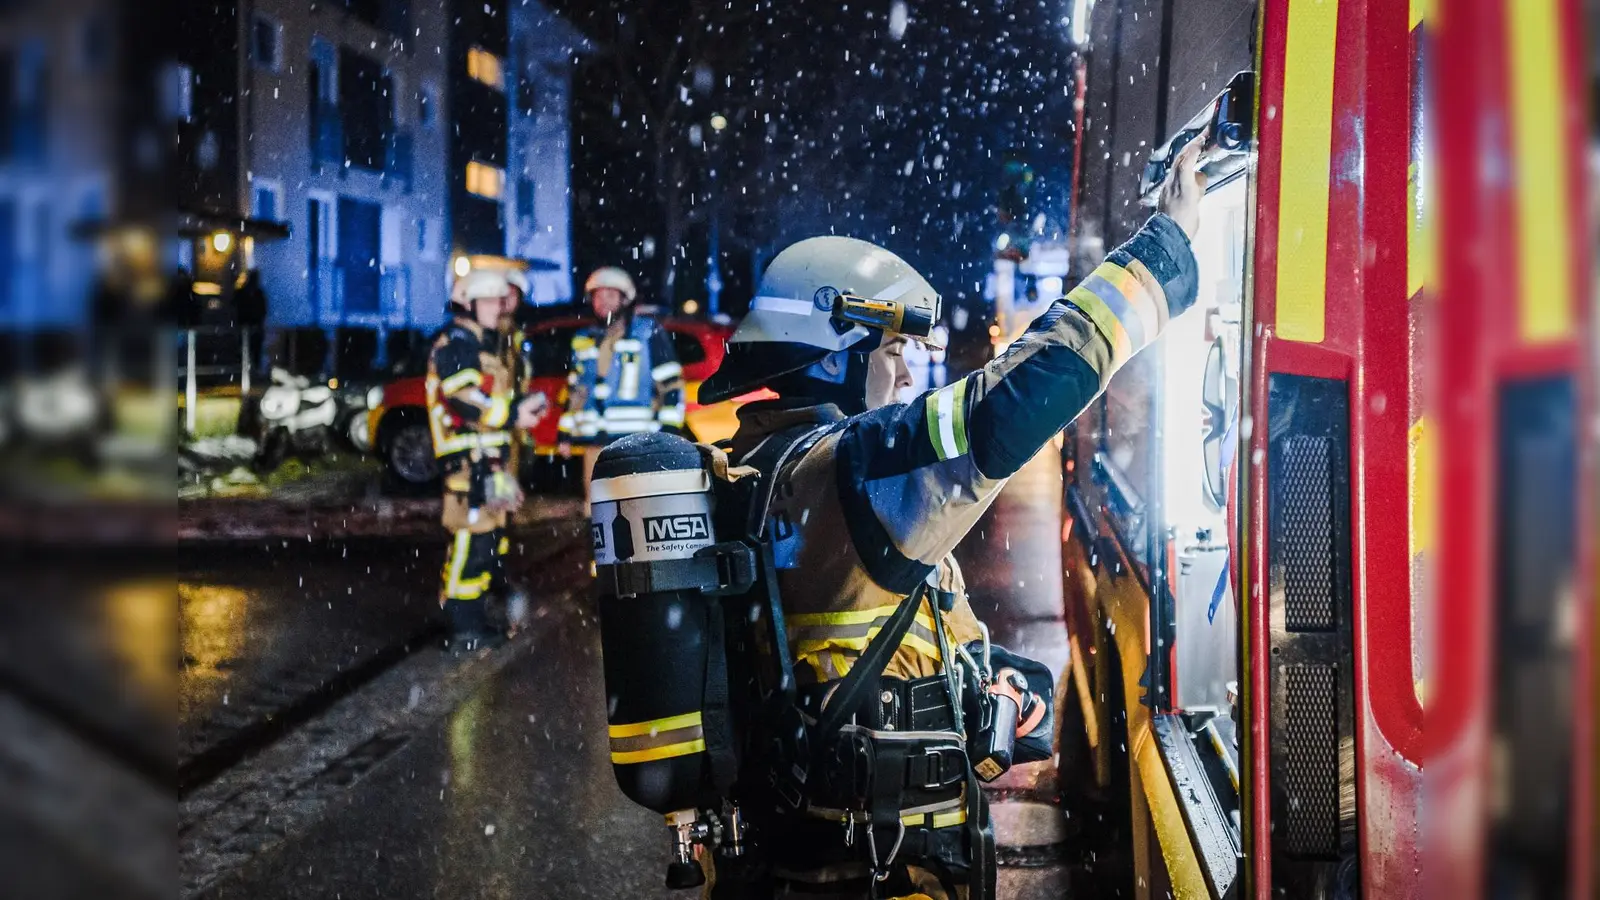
[1158,130,1208,240]
[966,643,1056,765]
[990,669,1048,740]
[515,393,548,430]
[483,470,524,514]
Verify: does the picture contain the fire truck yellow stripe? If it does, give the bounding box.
[1274,0,1339,344]
[610,739,706,765]
[608,711,703,738]
[1507,0,1573,342]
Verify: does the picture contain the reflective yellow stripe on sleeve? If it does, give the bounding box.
[439,368,482,394]
[925,378,969,461]
[483,393,511,429]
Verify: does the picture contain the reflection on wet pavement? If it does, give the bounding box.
[202,589,677,900]
[199,450,1075,898]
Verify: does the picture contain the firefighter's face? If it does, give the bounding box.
[865,335,913,410]
[590,287,625,320]
[472,293,512,328]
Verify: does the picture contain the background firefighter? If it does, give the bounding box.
[427,269,548,650]
[558,266,686,510]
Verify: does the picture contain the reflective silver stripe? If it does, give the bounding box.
[652,362,684,381]
[433,431,511,456]
[657,407,686,426]
[590,468,710,502]
[752,295,814,316]
[602,421,661,435]
[575,347,600,360]
[593,383,613,399]
[614,338,645,352]
[604,407,658,420]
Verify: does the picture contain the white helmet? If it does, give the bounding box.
[584,266,637,304]
[449,269,515,316]
[504,267,530,299]
[700,236,940,404]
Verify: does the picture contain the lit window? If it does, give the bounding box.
[466,47,504,91]
[465,161,504,199]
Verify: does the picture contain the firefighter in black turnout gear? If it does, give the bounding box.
[590,138,1207,899]
[427,269,548,650]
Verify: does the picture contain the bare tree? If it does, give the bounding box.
[573,0,755,300]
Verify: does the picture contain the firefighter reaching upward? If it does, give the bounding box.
[676,135,1207,897]
[427,269,548,650]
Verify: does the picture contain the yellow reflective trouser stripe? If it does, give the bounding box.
[608,711,703,738]
[443,530,479,600]
[497,536,510,555]
[610,739,706,765]
[439,368,482,394]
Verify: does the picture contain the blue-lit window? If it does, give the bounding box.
[253,183,280,222]
[417,84,436,127]
[252,15,281,72]
[517,178,535,221]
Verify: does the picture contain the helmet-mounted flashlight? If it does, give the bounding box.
[831,291,942,346]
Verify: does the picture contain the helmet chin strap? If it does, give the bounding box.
[784,350,871,415]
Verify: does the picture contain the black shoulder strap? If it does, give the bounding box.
[814,581,930,740]
[738,422,835,540]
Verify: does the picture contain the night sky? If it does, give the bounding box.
[546,0,1081,315]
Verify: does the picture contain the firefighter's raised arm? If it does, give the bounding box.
[832,137,1204,569]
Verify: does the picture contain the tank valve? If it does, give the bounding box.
[721,803,746,858]
[664,808,712,889]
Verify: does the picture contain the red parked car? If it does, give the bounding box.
[369,314,744,486]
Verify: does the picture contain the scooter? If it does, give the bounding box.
[254,367,338,471]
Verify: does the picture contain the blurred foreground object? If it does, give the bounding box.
[1427,0,1595,898]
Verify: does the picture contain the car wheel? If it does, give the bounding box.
[345,410,371,451]
[386,420,439,485]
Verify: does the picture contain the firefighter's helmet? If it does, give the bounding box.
[450,269,514,312]
[699,236,940,404]
[584,266,638,304]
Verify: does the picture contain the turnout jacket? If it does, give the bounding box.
[737,214,1199,686]
[558,311,685,444]
[427,316,523,532]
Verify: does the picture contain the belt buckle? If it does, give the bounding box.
[914,745,966,791]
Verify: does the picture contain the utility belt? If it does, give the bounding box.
[796,675,967,822]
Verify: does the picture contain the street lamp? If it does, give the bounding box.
[212,231,232,253]
[705,115,725,316]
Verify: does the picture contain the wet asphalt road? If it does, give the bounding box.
[179,522,589,788]
[194,449,1075,899]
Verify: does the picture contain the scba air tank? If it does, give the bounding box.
[590,432,720,815]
